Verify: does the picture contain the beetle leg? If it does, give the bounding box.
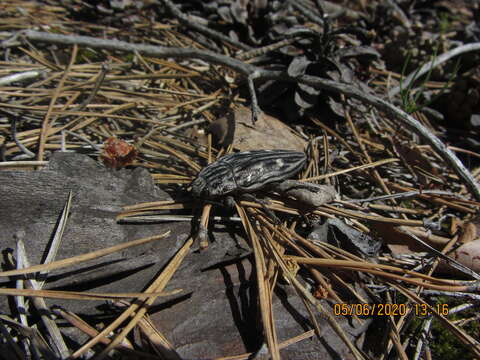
[223,195,237,210]
[191,202,212,250]
[239,193,281,225]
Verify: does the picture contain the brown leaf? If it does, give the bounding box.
[458,217,480,243]
[391,138,443,186]
[208,105,306,151]
[447,240,480,273]
[101,137,138,169]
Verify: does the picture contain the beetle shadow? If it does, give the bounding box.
[217,257,264,352]
[212,257,344,356]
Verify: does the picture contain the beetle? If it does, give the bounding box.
[191,149,307,200]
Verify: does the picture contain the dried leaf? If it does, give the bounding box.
[458,217,480,243]
[101,137,138,169]
[287,56,311,77]
[273,181,338,208]
[333,45,380,60]
[310,218,381,258]
[392,139,442,186]
[371,223,422,255]
[208,105,306,151]
[448,240,480,273]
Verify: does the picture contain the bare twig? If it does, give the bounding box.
[385,0,411,28]
[388,42,480,98]
[61,130,101,152]
[0,70,44,86]
[168,118,207,132]
[0,161,48,168]
[247,73,260,123]
[321,0,365,20]
[289,0,325,26]
[37,44,78,161]
[3,110,35,159]
[398,228,480,280]
[346,189,469,203]
[22,30,256,76]
[20,30,480,200]
[236,37,300,61]
[16,241,70,358]
[73,63,109,112]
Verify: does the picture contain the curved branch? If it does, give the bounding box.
[388,42,480,98]
[21,30,256,76]
[18,30,480,201]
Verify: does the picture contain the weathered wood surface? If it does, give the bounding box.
[0,152,356,358]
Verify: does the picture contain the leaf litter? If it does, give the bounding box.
[1,0,480,359]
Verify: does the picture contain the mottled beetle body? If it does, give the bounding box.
[191,150,307,199]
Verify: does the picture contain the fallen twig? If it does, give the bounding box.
[17,30,480,201]
[388,42,480,97]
